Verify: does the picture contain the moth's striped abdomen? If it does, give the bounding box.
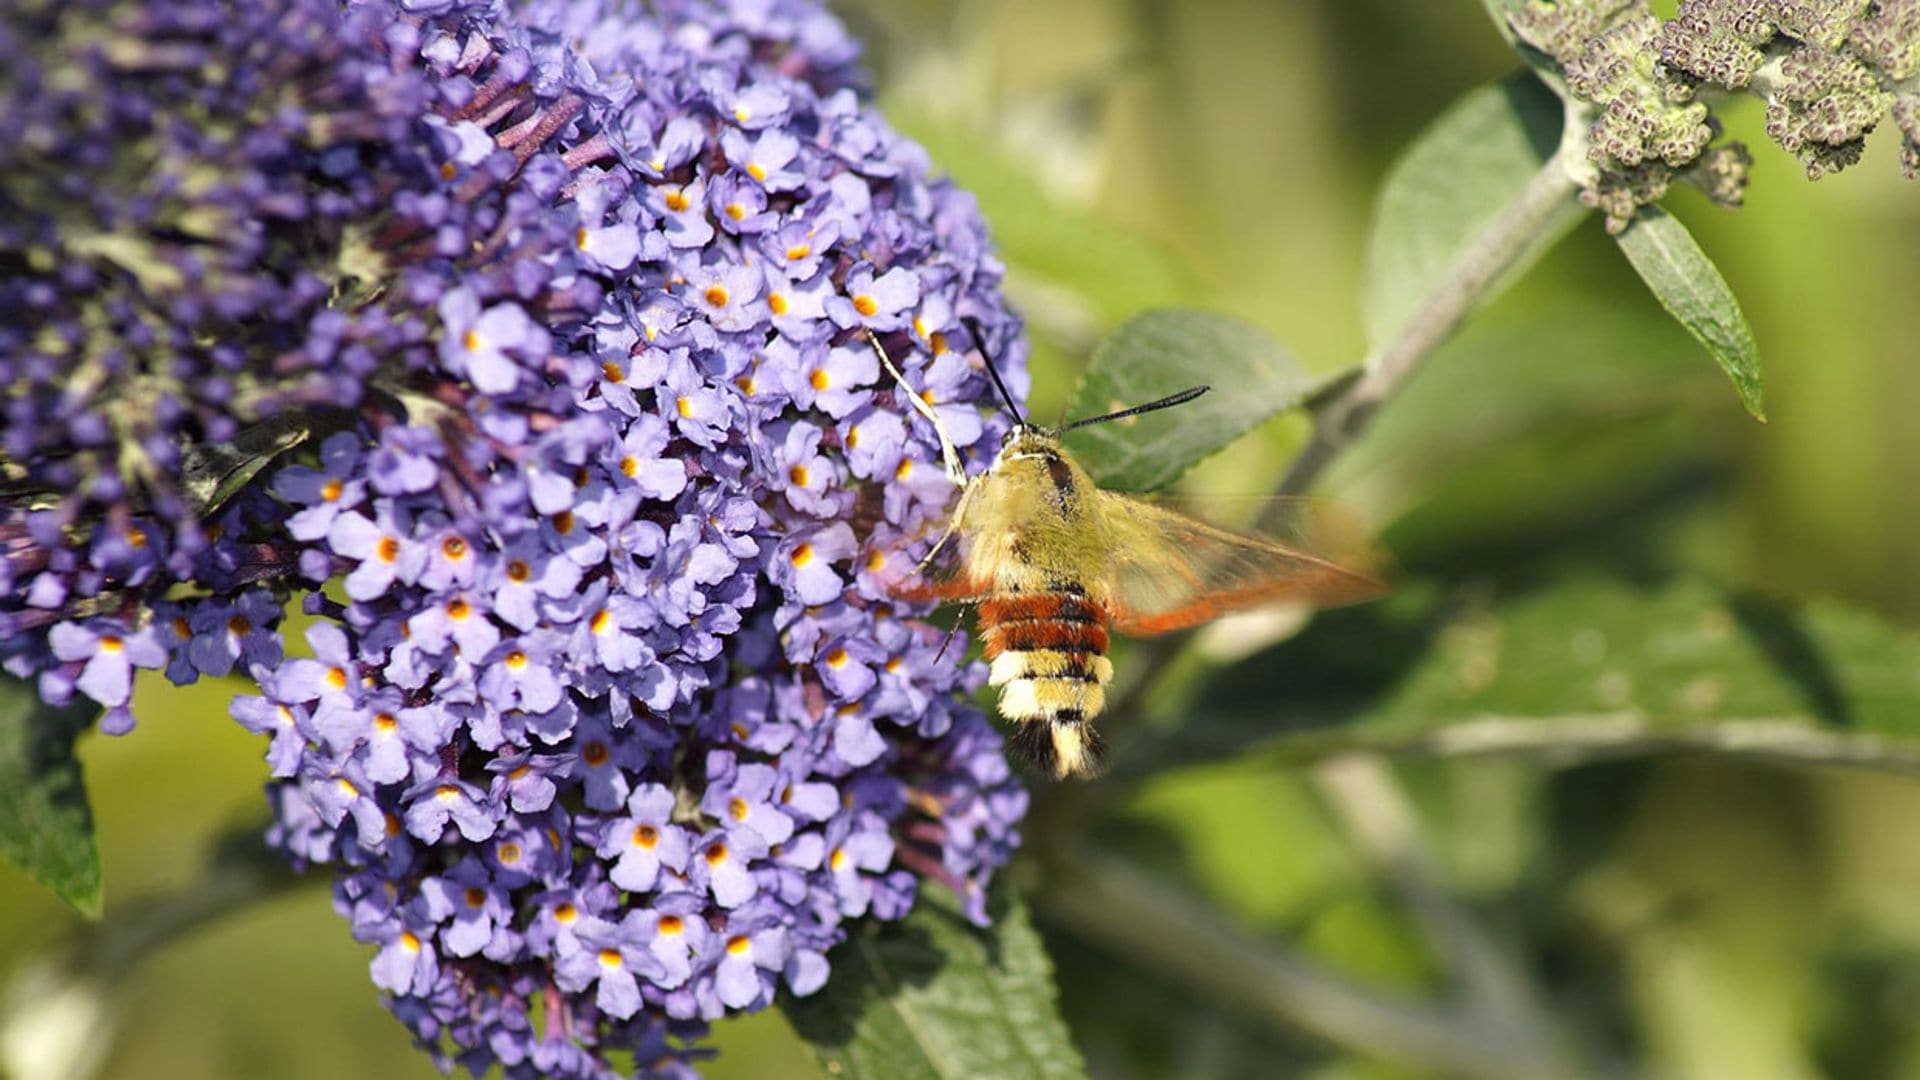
[979,589,1115,778]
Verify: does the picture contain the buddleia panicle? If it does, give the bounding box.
[1,0,1030,1074]
[1512,1,1746,231]
[1509,0,1920,228]
[1766,42,1891,176]
[1659,0,1776,88]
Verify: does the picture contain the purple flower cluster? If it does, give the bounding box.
[0,0,443,727]
[2,0,1029,1075]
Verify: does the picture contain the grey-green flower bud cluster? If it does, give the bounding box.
[1509,0,1920,230]
[1513,1,1751,232]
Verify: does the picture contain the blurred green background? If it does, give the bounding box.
[8,1,1920,1077]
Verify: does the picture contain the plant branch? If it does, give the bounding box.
[1311,755,1567,1072]
[1040,846,1572,1079]
[1274,154,1581,501]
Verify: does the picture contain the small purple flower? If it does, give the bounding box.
[771,523,857,606]
[486,537,583,632]
[555,911,669,1020]
[419,858,516,959]
[692,827,769,909]
[722,127,805,190]
[642,892,712,990]
[477,634,565,714]
[701,755,796,847]
[828,267,920,331]
[275,433,367,541]
[230,694,310,778]
[184,591,284,678]
[47,621,164,711]
[486,752,564,814]
[685,260,766,335]
[403,777,497,844]
[438,289,547,394]
[825,817,896,917]
[571,180,649,273]
[655,178,715,248]
[327,508,426,602]
[596,782,692,893]
[371,922,441,997]
[607,413,688,501]
[712,914,790,1010]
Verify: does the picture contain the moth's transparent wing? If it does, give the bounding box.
[1098,493,1387,637]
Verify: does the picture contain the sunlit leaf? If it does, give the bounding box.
[1615,206,1766,420]
[782,885,1086,1080]
[1062,309,1313,492]
[0,675,103,917]
[1363,71,1580,350]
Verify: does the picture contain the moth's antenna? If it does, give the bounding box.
[865,330,967,486]
[1062,385,1211,431]
[961,316,1024,427]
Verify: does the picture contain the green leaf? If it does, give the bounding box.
[178,413,314,516]
[1615,206,1766,421]
[1129,577,1920,776]
[1061,310,1312,492]
[782,885,1086,1080]
[0,675,103,917]
[1363,71,1581,350]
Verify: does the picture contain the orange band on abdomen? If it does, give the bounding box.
[979,592,1104,627]
[980,618,1111,659]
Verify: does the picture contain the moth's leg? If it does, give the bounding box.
[932,601,976,664]
[917,479,974,574]
[867,329,967,487]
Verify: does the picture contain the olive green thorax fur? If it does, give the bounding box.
[959,427,1111,597]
